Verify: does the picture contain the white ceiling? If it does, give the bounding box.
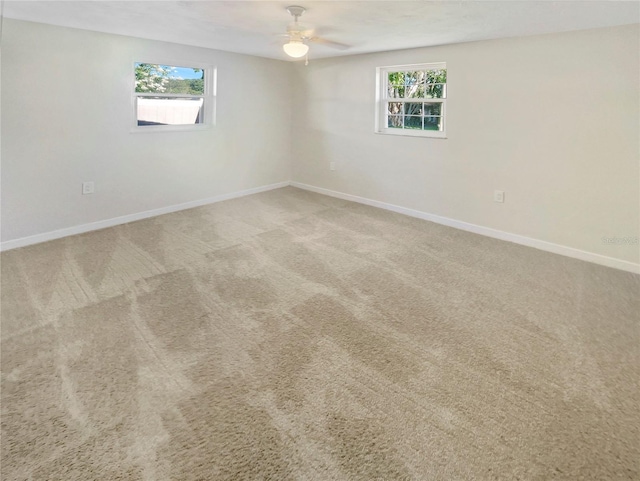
[3,1,639,61]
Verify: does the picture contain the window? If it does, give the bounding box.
[133,62,215,131]
[375,62,447,138]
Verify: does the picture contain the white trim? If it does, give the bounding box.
[378,62,447,73]
[0,182,290,252]
[4,179,638,274]
[130,123,212,134]
[135,93,206,99]
[290,182,640,275]
[377,128,447,139]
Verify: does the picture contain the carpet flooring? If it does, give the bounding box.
[1,186,638,480]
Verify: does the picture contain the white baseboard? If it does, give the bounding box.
[0,181,290,252]
[291,181,640,275]
[4,179,638,274]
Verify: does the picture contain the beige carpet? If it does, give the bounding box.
[1,186,638,480]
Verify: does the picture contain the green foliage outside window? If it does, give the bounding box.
[387,69,447,99]
[387,68,446,131]
[135,63,204,95]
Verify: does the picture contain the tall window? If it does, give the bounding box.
[133,62,215,131]
[375,62,447,138]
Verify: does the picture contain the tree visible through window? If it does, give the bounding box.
[376,63,447,138]
[134,63,212,128]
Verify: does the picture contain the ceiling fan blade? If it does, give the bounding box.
[308,37,349,50]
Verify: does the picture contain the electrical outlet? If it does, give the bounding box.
[330,162,336,171]
[82,182,95,195]
[494,190,504,203]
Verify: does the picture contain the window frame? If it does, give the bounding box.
[131,60,216,133]
[375,62,447,139]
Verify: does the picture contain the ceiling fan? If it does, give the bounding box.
[280,5,349,60]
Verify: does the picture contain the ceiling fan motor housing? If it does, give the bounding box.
[286,6,306,18]
[286,5,311,39]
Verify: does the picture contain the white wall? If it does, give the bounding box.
[291,24,640,265]
[1,19,293,242]
[2,20,639,268]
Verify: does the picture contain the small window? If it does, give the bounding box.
[133,62,215,131]
[375,63,447,138]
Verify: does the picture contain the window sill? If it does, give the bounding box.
[375,129,447,139]
[130,123,213,134]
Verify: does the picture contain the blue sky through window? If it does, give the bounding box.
[174,67,202,79]
[135,63,203,80]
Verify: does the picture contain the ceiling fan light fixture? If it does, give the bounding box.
[283,40,309,58]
